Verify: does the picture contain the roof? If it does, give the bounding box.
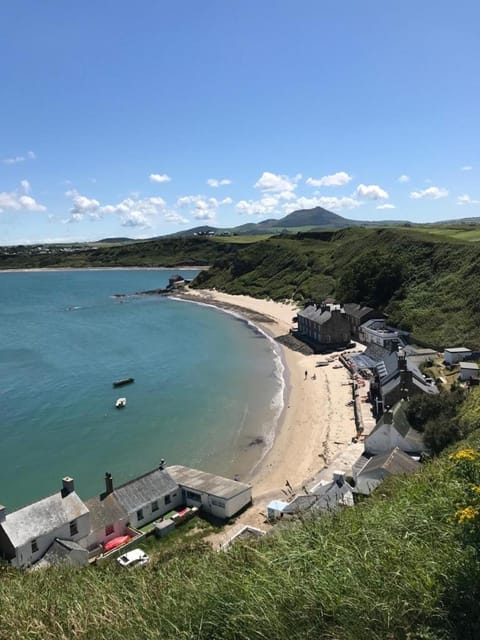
[34,538,87,569]
[267,500,290,511]
[445,347,472,353]
[460,362,479,370]
[368,401,425,449]
[0,491,89,548]
[298,304,346,325]
[168,465,251,500]
[113,468,179,514]
[85,492,127,531]
[343,303,380,320]
[359,448,420,477]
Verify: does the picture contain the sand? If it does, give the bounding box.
[175,289,358,532]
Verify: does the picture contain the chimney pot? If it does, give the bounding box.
[105,472,113,495]
[62,476,74,495]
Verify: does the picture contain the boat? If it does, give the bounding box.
[315,361,329,367]
[113,377,134,388]
[115,397,127,409]
[104,535,131,552]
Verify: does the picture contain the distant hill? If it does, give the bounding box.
[96,237,135,243]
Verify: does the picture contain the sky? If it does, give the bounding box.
[1,1,479,245]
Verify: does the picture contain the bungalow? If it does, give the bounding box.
[0,477,90,569]
[353,448,420,495]
[167,465,252,519]
[111,467,182,529]
[365,401,425,456]
[297,303,351,348]
[444,347,472,366]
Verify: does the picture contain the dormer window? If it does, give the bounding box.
[31,539,38,553]
[69,520,78,536]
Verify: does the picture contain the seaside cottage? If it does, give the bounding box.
[365,401,425,456]
[459,362,479,382]
[343,303,385,338]
[297,303,351,348]
[353,448,420,496]
[0,477,90,569]
[167,465,252,519]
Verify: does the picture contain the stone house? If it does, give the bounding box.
[297,303,351,348]
[343,303,385,338]
[365,401,425,456]
[353,448,420,495]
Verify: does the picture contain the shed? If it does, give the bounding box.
[267,500,289,521]
[444,347,472,366]
[459,362,479,381]
[154,519,175,538]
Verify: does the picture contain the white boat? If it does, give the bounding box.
[115,397,127,408]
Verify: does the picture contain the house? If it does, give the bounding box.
[358,319,409,352]
[34,538,89,569]
[167,465,252,519]
[365,401,425,456]
[0,477,90,569]
[369,350,437,416]
[459,362,479,382]
[444,347,472,366]
[343,303,385,338]
[81,475,130,551]
[167,274,186,290]
[111,467,182,529]
[353,448,420,495]
[297,303,351,348]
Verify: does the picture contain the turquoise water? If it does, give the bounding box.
[0,270,284,510]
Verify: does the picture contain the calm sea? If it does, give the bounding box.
[0,269,284,510]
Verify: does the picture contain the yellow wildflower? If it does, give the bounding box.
[455,506,479,524]
[471,485,480,495]
[449,449,478,462]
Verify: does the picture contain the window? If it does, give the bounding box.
[136,508,144,521]
[211,498,225,509]
[186,490,201,502]
[105,524,114,536]
[164,495,171,505]
[151,500,159,512]
[31,539,38,553]
[69,520,78,536]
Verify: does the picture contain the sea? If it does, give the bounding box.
[0,269,285,510]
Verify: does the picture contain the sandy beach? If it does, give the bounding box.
[175,288,358,531]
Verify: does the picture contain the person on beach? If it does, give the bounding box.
[305,370,308,380]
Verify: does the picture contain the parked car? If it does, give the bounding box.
[117,548,149,568]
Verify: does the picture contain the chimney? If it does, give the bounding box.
[159,458,166,471]
[383,409,394,425]
[0,505,6,523]
[332,471,345,487]
[105,472,113,495]
[62,476,74,497]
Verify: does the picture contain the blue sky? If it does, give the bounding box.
[1,1,479,244]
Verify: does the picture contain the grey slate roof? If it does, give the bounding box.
[85,492,127,531]
[113,468,179,514]
[343,303,378,320]
[298,304,345,325]
[359,448,420,477]
[368,401,425,450]
[168,465,251,500]
[35,538,87,569]
[0,491,89,548]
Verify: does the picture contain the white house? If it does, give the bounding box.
[444,347,472,366]
[353,448,420,496]
[168,465,252,519]
[0,477,90,569]
[365,401,425,456]
[111,467,183,529]
[459,362,479,381]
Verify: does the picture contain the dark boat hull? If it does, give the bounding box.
[113,377,135,388]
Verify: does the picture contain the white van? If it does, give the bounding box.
[117,548,149,568]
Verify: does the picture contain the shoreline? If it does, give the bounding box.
[0,266,210,273]
[174,289,358,529]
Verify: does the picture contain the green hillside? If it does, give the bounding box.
[2,404,480,639]
[193,227,480,348]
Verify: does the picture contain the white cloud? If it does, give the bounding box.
[0,183,46,213]
[254,171,301,193]
[207,178,232,187]
[398,174,410,183]
[66,189,101,218]
[376,203,396,210]
[149,173,172,183]
[236,193,361,217]
[305,171,352,187]
[2,150,36,164]
[164,211,189,224]
[176,193,231,220]
[457,194,480,205]
[461,165,473,172]
[410,186,448,200]
[20,179,31,194]
[355,184,389,200]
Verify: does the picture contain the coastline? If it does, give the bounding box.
[174,289,357,528]
[0,266,210,273]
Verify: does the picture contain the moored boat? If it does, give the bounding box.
[113,377,134,387]
[115,397,127,408]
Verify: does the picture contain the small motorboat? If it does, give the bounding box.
[113,377,134,388]
[115,397,127,409]
[104,535,131,552]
